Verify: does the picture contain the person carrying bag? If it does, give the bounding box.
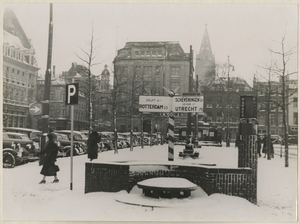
[38,133,60,184]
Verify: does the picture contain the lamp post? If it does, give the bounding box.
[226,56,234,147]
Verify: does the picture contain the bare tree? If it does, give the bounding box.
[269,35,297,167]
[75,26,101,132]
[110,64,130,154]
[124,65,144,151]
[255,61,277,160]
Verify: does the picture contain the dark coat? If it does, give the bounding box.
[40,140,59,176]
[87,131,101,160]
[262,137,274,154]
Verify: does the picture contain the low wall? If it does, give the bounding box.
[85,162,256,204]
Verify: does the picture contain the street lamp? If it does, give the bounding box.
[226,55,235,147]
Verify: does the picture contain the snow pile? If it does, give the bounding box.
[2,144,297,222]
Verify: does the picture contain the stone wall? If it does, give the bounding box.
[85,162,255,203]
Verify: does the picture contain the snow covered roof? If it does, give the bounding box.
[3,30,26,49]
[4,8,31,49]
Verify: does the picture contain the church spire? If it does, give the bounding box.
[198,25,214,61]
[195,25,216,87]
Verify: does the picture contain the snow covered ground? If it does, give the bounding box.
[1,144,298,222]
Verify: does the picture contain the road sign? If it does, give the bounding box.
[172,96,203,113]
[139,96,171,113]
[29,103,42,115]
[66,83,79,105]
[240,96,257,118]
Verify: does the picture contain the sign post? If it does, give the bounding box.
[138,95,203,161]
[66,82,79,190]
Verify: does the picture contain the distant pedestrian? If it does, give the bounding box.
[39,133,60,184]
[262,135,274,158]
[87,127,101,161]
[257,135,262,157]
[262,135,267,157]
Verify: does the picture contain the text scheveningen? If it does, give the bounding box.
[174,97,203,102]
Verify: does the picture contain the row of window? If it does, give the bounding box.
[3,45,35,66]
[3,45,24,61]
[134,49,164,57]
[3,115,25,128]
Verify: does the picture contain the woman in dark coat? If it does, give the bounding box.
[39,133,59,184]
[87,129,101,161]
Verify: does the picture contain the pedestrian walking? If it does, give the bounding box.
[262,135,267,158]
[257,135,262,157]
[87,127,101,161]
[262,135,274,158]
[39,133,60,184]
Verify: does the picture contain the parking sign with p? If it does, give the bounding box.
[66,83,79,105]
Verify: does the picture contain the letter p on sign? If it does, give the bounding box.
[66,83,79,105]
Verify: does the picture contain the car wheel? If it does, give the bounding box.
[3,152,16,168]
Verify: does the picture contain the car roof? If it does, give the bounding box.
[3,127,41,133]
[54,130,81,134]
[5,132,28,136]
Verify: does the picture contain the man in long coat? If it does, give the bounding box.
[87,129,101,161]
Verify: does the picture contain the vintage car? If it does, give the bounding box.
[3,127,41,150]
[2,132,33,168]
[3,132,39,157]
[53,130,87,153]
[54,132,86,156]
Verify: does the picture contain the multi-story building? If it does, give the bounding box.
[37,75,88,130]
[37,63,112,131]
[3,8,40,128]
[202,76,253,141]
[113,41,191,133]
[288,79,298,135]
[253,77,298,136]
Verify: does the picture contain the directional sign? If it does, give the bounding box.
[29,103,42,115]
[139,96,171,113]
[172,96,203,113]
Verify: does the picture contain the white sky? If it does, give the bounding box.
[4,2,299,85]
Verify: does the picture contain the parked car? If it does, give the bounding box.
[79,130,89,140]
[54,132,85,156]
[288,135,298,145]
[2,132,31,168]
[53,130,87,153]
[3,127,42,150]
[98,132,114,151]
[3,132,39,158]
[270,135,282,144]
[281,135,298,145]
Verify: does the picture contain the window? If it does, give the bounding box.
[146,51,150,56]
[171,66,180,90]
[135,51,139,56]
[171,66,180,78]
[294,112,298,125]
[141,51,145,56]
[143,66,152,80]
[270,114,275,126]
[50,93,55,101]
[293,98,298,107]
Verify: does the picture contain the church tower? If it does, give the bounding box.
[195,25,215,89]
[100,64,110,92]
